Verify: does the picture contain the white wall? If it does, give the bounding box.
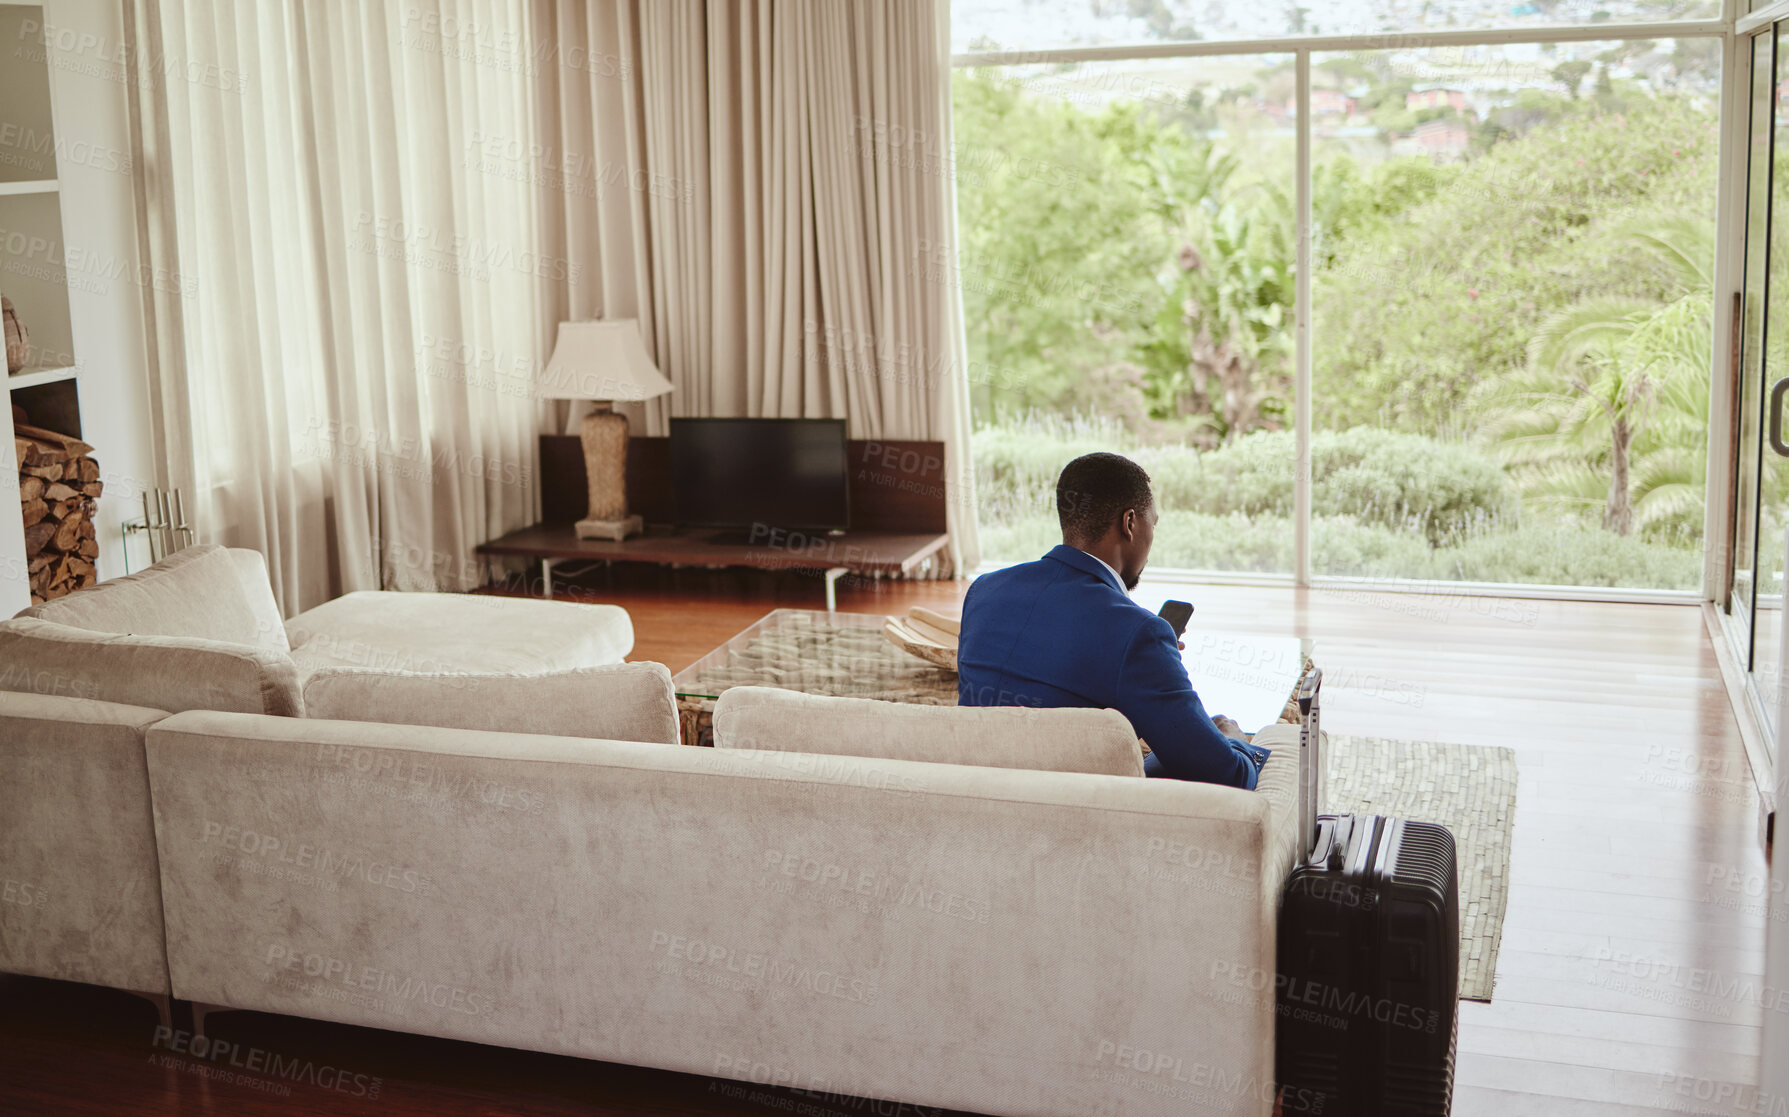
[42,0,157,577]
[0,5,55,182]
[1766,551,1789,1106]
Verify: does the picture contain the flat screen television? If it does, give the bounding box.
[670,418,850,533]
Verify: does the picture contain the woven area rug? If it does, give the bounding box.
[682,612,959,703]
[1325,735,1518,1002]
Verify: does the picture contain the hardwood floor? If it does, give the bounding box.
[0,565,1768,1116]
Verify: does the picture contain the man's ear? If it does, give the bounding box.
[1118,508,1136,541]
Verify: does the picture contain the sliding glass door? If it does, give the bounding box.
[1733,32,1774,671]
[1730,20,1789,743]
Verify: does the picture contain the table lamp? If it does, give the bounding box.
[538,319,674,540]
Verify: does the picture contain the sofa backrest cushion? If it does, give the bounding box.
[299,661,681,744]
[712,686,1145,777]
[0,690,173,995]
[0,617,302,717]
[16,544,289,655]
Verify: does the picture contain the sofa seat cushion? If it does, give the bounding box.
[0,617,302,717]
[300,661,679,744]
[713,686,1146,777]
[16,544,288,655]
[285,591,633,676]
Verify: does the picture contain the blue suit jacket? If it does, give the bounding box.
[956,545,1270,789]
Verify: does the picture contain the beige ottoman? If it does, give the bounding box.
[286,590,633,678]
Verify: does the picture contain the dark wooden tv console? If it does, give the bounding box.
[475,435,953,608]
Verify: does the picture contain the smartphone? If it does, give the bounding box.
[1157,599,1194,638]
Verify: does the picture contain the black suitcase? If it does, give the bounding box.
[1274,667,1461,1117]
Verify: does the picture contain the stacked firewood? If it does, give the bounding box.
[12,404,100,603]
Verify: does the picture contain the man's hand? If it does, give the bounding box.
[1212,714,1243,739]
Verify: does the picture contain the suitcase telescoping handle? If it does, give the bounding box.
[1296,666,1322,861]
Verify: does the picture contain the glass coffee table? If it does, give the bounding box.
[672,609,956,746]
[670,607,1312,748]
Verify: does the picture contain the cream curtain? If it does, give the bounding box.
[127,0,980,600]
[525,2,654,361]
[531,0,981,573]
[124,0,542,612]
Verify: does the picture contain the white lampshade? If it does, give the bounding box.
[537,319,674,403]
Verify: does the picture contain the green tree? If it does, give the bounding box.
[1477,219,1712,536]
[1552,60,1593,99]
[949,70,1168,418]
[1314,97,1716,434]
[1138,188,1295,443]
[1133,149,1448,445]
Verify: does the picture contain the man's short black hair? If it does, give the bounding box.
[1056,452,1153,542]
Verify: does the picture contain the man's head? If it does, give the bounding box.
[1056,452,1157,590]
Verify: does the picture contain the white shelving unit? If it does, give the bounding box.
[0,1,84,613]
[7,365,77,391]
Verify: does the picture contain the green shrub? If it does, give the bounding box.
[975,513,1070,566]
[1143,437,1287,517]
[979,509,1699,588]
[1315,429,1517,546]
[1176,429,1515,545]
[982,511,1437,576]
[971,417,1699,589]
[1309,516,1451,578]
[971,413,1140,524]
[1149,512,1296,573]
[975,422,1514,547]
[1437,524,1701,588]
[978,510,1294,571]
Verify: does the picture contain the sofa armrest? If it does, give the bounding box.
[0,617,302,717]
[298,661,679,744]
[0,690,173,995]
[1249,722,1305,889]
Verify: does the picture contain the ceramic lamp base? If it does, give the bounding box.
[575,514,643,541]
[580,406,631,518]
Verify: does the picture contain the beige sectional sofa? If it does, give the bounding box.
[0,548,1305,1117]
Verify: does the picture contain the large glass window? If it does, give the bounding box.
[954,56,1297,573]
[951,8,1728,593]
[1311,41,1719,588]
[952,1,1719,55]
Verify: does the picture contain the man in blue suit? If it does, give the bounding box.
[957,452,1270,789]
